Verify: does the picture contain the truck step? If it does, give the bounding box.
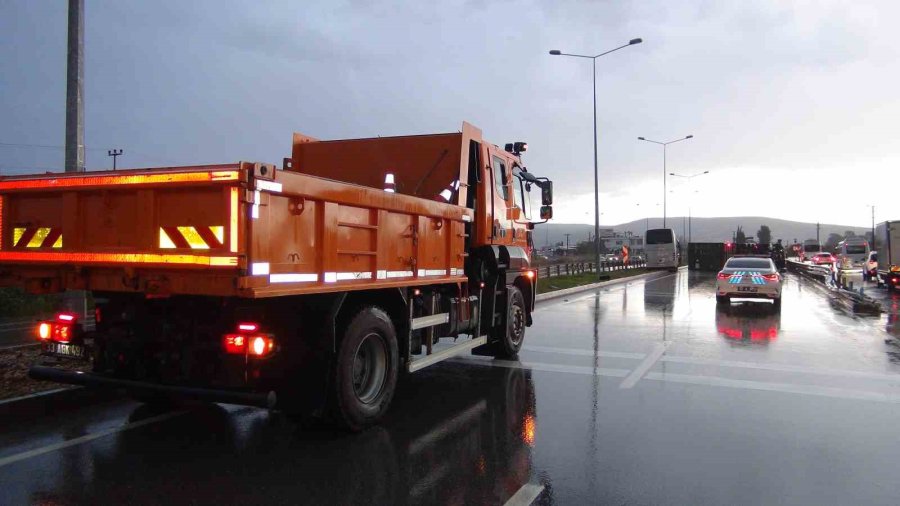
[407,335,487,373]
[410,313,449,330]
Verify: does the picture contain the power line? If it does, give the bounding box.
[1,142,180,166]
[0,142,107,151]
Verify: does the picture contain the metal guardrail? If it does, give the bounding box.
[786,258,831,282]
[786,259,881,313]
[537,260,647,279]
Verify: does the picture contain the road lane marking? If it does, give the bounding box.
[455,354,900,404]
[0,410,185,469]
[619,342,670,389]
[408,399,486,456]
[644,371,900,404]
[454,357,630,378]
[504,483,545,506]
[523,345,646,360]
[661,355,900,382]
[522,345,900,383]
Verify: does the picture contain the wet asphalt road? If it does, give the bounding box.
[2,270,900,505]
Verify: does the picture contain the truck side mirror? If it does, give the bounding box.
[540,206,553,220]
[506,207,522,221]
[541,181,553,206]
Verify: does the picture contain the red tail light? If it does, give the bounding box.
[37,323,51,340]
[762,273,780,282]
[717,272,730,280]
[249,336,275,356]
[36,320,74,343]
[223,334,247,354]
[223,322,275,357]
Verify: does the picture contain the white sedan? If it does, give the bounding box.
[716,256,783,307]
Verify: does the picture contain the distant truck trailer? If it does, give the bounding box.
[688,242,726,271]
[874,221,900,290]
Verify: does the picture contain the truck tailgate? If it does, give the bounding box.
[0,165,246,295]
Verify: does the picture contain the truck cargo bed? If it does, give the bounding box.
[0,162,471,297]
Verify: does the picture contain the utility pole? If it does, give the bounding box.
[564,233,571,256]
[65,0,85,173]
[64,0,87,320]
[870,205,875,244]
[108,149,123,170]
[816,222,820,245]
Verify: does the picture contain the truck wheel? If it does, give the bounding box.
[495,286,526,359]
[332,306,399,431]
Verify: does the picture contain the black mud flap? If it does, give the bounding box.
[471,285,512,356]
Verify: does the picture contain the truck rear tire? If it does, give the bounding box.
[494,286,526,359]
[331,306,399,431]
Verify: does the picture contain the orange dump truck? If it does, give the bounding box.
[0,122,553,429]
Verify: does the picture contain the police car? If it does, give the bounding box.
[716,255,783,308]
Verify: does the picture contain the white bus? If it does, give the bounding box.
[835,237,868,270]
[801,239,820,262]
[645,228,679,271]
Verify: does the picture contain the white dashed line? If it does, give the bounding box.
[0,410,186,468]
[503,483,545,506]
[619,342,670,389]
[644,371,900,404]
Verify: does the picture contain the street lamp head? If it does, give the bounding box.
[702,170,709,174]
[686,135,694,139]
[549,50,561,55]
[668,172,675,176]
[638,137,645,140]
[629,38,643,45]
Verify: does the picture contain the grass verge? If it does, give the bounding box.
[537,268,648,293]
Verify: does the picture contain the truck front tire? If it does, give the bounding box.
[495,286,526,359]
[331,306,399,431]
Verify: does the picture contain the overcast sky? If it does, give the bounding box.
[1,0,897,228]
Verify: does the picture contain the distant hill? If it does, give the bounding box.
[537,217,868,247]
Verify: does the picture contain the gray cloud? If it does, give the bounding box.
[1,0,897,226]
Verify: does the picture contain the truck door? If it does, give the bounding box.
[489,149,512,245]
[510,164,531,251]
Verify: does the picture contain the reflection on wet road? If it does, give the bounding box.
[3,269,900,505]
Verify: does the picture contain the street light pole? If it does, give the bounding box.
[669,170,708,244]
[638,135,694,228]
[550,38,642,280]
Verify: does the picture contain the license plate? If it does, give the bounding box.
[45,342,85,359]
[737,286,758,293]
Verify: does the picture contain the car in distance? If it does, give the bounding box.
[811,252,835,265]
[716,256,783,307]
[863,251,878,281]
